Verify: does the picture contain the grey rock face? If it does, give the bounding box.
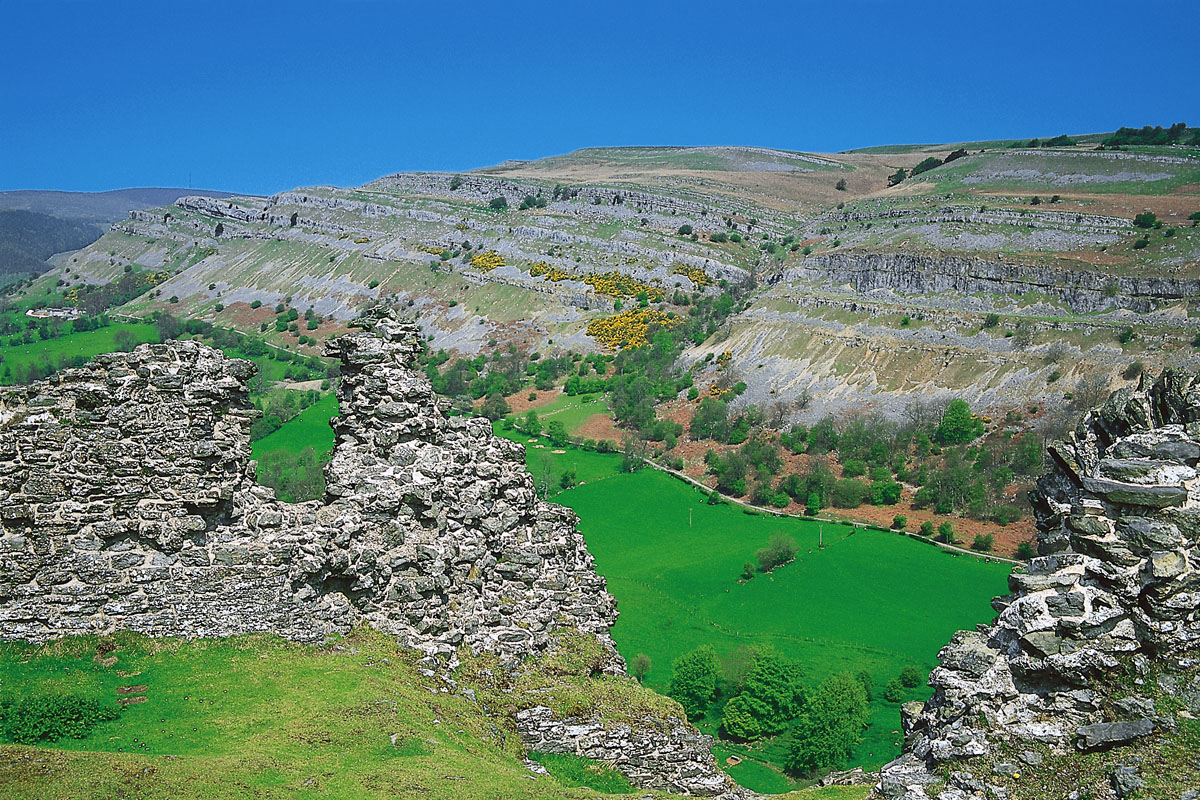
[874,369,1200,798]
[780,252,1200,314]
[515,705,752,798]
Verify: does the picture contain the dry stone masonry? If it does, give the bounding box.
[0,315,618,664]
[875,368,1200,799]
[0,312,752,797]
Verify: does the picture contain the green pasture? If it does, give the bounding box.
[251,392,339,461]
[0,322,159,384]
[526,391,611,436]
[557,468,1011,779]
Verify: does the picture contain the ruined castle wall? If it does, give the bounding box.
[0,319,618,667]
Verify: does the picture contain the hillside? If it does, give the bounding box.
[0,188,235,279]
[5,131,1199,554]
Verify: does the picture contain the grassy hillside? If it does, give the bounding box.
[0,629,872,800]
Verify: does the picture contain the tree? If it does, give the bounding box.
[911,156,943,175]
[1133,212,1157,229]
[883,678,905,702]
[480,393,511,421]
[937,520,956,543]
[632,653,652,683]
[720,695,763,741]
[741,562,756,581]
[112,329,138,352]
[488,196,508,211]
[835,178,847,191]
[153,311,181,342]
[545,420,569,447]
[898,665,924,688]
[669,646,718,720]
[756,533,798,572]
[785,673,868,775]
[935,399,983,445]
[522,410,542,436]
[887,168,907,187]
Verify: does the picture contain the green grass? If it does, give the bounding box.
[493,424,624,494]
[0,323,159,384]
[251,393,339,461]
[556,468,1011,775]
[526,392,611,436]
[0,630,671,800]
[527,752,635,793]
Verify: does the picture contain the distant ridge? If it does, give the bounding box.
[0,187,238,224]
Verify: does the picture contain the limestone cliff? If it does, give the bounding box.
[875,369,1200,799]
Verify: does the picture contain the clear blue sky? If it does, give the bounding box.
[3,1,1198,195]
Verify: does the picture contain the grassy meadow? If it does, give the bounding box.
[491,429,1010,789]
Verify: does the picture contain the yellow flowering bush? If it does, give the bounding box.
[471,250,505,272]
[585,308,682,349]
[671,263,712,287]
[418,245,444,255]
[583,271,662,301]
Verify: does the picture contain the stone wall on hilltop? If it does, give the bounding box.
[875,368,1200,799]
[0,315,618,668]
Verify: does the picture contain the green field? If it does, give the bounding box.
[0,322,159,383]
[482,431,1009,788]
[252,393,339,461]
[527,391,611,436]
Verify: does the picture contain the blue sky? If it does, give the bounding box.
[3,1,1198,195]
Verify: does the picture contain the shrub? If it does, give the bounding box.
[912,157,943,175]
[1123,361,1144,380]
[919,520,935,536]
[0,693,122,744]
[214,303,224,312]
[971,533,995,552]
[1117,327,1135,344]
[936,521,956,543]
[250,300,262,309]
[891,514,907,530]
[1133,212,1157,229]
[669,646,718,719]
[835,178,847,191]
[741,562,756,581]
[887,168,907,187]
[830,478,870,508]
[983,313,1000,328]
[841,458,866,478]
[677,224,693,235]
[898,665,924,688]
[488,196,508,211]
[1015,540,1036,560]
[756,533,799,572]
[785,673,868,775]
[1132,236,1150,250]
[883,678,905,702]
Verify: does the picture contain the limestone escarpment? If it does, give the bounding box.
[0,315,617,667]
[778,252,1200,314]
[875,369,1200,799]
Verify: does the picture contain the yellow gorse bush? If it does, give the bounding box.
[583,271,662,301]
[418,245,445,255]
[471,250,506,271]
[585,308,682,350]
[671,263,712,287]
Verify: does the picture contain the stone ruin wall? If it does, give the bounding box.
[876,368,1200,799]
[0,313,751,798]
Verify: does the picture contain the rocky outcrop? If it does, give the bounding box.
[874,368,1200,798]
[516,705,750,797]
[0,314,617,667]
[778,252,1200,314]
